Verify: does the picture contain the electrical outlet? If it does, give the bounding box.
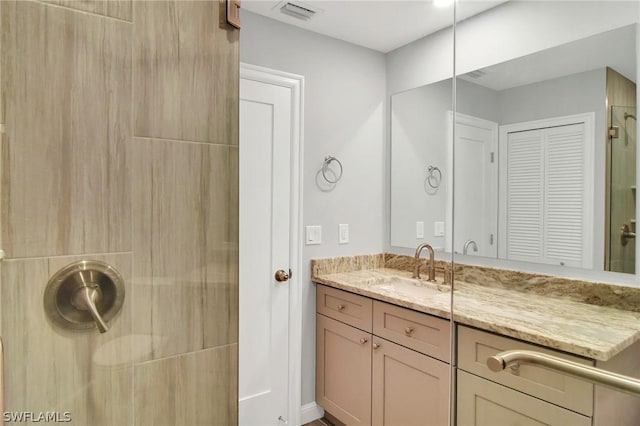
[416,221,424,238]
[434,221,445,237]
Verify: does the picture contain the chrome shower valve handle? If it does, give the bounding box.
[70,284,109,333]
[44,260,125,334]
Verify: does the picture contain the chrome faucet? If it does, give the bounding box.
[413,243,436,281]
[463,240,478,255]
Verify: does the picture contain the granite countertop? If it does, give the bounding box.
[313,266,640,362]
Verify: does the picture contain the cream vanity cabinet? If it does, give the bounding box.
[316,284,451,426]
[456,325,594,426]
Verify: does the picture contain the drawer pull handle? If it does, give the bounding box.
[337,304,345,311]
[359,338,368,345]
[404,326,414,335]
[373,343,380,350]
[488,349,640,397]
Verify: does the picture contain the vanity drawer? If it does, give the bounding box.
[457,370,591,426]
[317,285,372,332]
[373,300,450,362]
[457,325,594,416]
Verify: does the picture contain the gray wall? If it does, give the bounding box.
[240,10,387,407]
[391,79,451,249]
[498,69,605,125]
[457,78,500,122]
[392,70,606,266]
[389,78,499,251]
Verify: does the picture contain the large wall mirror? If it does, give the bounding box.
[391,1,638,276]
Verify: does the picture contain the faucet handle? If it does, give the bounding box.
[443,263,452,285]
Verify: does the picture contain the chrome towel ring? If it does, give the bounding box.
[322,155,343,184]
[426,165,442,189]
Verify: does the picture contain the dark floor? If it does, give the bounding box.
[303,419,333,426]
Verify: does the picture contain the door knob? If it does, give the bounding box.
[275,269,289,282]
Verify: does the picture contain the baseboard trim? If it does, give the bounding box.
[300,402,324,424]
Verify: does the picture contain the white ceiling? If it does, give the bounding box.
[242,0,509,53]
[459,23,637,91]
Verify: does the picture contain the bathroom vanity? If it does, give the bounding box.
[316,284,450,425]
[312,254,640,426]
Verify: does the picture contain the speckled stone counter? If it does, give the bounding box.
[311,253,640,361]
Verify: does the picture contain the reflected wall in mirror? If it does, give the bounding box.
[391,15,638,274]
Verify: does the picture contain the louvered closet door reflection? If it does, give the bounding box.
[544,124,586,267]
[506,124,587,267]
[506,129,545,262]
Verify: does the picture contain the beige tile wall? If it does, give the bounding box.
[2,254,133,426]
[133,344,238,426]
[41,0,133,21]
[0,0,239,425]
[1,0,132,258]
[132,138,238,360]
[133,0,239,145]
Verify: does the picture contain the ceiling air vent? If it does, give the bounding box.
[279,1,317,20]
[465,69,488,79]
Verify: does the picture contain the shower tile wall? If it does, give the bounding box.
[1,0,131,258]
[2,254,133,426]
[132,138,238,361]
[133,0,239,145]
[0,1,239,425]
[607,67,637,273]
[41,0,132,20]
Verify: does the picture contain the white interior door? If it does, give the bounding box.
[239,76,292,425]
[451,113,498,257]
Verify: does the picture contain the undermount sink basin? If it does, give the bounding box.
[355,275,450,298]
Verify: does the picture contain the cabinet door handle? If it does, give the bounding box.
[404,326,414,335]
[337,304,345,311]
[359,338,368,344]
[373,343,380,350]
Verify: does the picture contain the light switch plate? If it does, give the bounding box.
[416,221,425,238]
[305,225,322,245]
[434,221,445,237]
[339,224,349,244]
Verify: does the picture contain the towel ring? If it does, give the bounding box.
[426,166,442,189]
[322,155,343,184]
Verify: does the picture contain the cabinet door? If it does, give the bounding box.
[316,314,372,426]
[372,337,450,426]
[457,370,591,426]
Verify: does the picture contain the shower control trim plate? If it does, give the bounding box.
[44,260,125,334]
